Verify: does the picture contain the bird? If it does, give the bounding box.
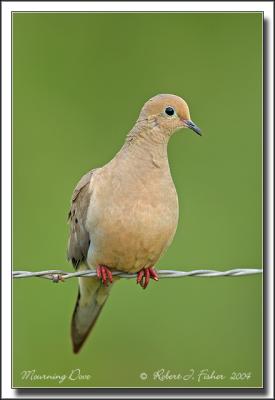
[67,93,201,353]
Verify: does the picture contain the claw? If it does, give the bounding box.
[96,265,113,286]
[106,267,113,283]
[137,269,144,284]
[143,268,150,289]
[149,267,159,281]
[136,267,159,289]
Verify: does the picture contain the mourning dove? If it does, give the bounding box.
[68,94,201,353]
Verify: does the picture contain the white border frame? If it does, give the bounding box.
[1,1,274,399]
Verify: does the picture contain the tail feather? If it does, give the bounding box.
[71,277,111,353]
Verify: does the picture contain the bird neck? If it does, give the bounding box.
[118,119,171,168]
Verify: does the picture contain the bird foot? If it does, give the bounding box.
[136,267,159,289]
[96,265,113,286]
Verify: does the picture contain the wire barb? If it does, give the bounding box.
[12,268,263,282]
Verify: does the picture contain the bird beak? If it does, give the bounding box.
[183,119,202,136]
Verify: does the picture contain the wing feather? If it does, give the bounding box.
[67,169,96,268]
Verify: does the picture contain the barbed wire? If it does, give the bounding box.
[12,268,263,283]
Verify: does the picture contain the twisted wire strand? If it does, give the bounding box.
[12,268,263,283]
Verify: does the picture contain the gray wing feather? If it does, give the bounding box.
[67,169,96,268]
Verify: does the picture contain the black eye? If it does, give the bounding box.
[165,106,175,116]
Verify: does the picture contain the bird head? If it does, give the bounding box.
[138,94,201,136]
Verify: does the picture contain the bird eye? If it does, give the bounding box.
[165,106,175,116]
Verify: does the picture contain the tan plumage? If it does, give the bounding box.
[68,94,201,353]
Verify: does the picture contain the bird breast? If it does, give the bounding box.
[85,162,179,272]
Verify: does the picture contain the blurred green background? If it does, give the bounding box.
[12,13,262,388]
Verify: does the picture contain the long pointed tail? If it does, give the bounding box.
[71,277,111,353]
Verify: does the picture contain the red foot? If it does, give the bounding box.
[136,267,159,289]
[96,265,113,286]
